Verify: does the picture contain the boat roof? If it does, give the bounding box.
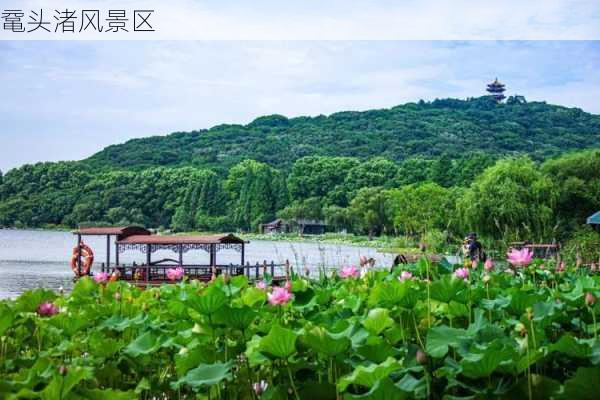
[73,226,151,236]
[116,233,246,245]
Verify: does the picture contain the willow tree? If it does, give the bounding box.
[457,157,557,241]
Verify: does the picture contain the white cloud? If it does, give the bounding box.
[0,40,598,172]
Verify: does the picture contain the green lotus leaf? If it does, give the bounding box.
[362,308,393,335]
[78,388,136,399]
[245,334,269,366]
[342,377,407,399]
[560,367,600,400]
[134,377,151,394]
[190,285,227,315]
[69,277,97,302]
[259,324,298,359]
[171,361,233,390]
[338,357,402,392]
[356,340,397,363]
[219,305,257,330]
[100,313,148,331]
[175,346,217,376]
[298,381,337,400]
[368,281,407,307]
[241,287,267,307]
[430,275,466,304]
[124,331,162,357]
[301,325,350,357]
[459,341,515,378]
[15,288,56,313]
[0,303,15,336]
[41,366,94,400]
[550,333,594,359]
[426,326,469,358]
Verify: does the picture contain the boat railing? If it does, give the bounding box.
[95,260,292,283]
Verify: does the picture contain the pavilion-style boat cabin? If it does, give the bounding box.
[70,226,288,285]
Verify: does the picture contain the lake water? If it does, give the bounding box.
[0,229,393,299]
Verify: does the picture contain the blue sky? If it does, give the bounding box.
[0,40,599,172]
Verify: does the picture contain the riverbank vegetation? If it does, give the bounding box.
[0,255,598,399]
[0,98,598,256]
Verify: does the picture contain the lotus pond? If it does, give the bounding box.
[0,257,599,399]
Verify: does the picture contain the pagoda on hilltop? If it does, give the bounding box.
[486,78,506,102]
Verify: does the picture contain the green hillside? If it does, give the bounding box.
[85,96,600,172]
[0,96,599,246]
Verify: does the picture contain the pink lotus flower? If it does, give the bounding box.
[37,302,59,317]
[284,280,292,291]
[256,281,268,290]
[556,261,566,273]
[359,255,368,267]
[507,248,533,267]
[268,287,293,306]
[340,265,359,279]
[454,267,470,281]
[166,267,184,281]
[94,272,109,284]
[585,292,596,307]
[471,259,478,269]
[484,258,494,271]
[399,271,413,281]
[253,380,268,396]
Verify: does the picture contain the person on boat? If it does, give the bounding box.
[464,233,486,264]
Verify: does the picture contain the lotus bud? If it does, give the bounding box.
[585,292,596,307]
[526,307,533,321]
[114,292,121,301]
[515,322,527,336]
[482,274,491,284]
[253,380,268,396]
[484,258,494,272]
[58,365,68,376]
[192,323,202,334]
[416,349,427,365]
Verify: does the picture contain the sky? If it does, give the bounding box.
[0,40,599,172]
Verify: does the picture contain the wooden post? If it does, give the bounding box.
[178,244,183,266]
[285,259,290,281]
[210,244,215,267]
[77,233,82,276]
[241,243,245,266]
[106,234,111,272]
[255,262,260,280]
[115,243,120,266]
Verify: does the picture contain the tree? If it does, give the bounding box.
[541,150,600,233]
[287,156,359,205]
[323,205,350,232]
[225,160,286,231]
[457,157,557,241]
[387,182,454,236]
[343,158,399,197]
[348,187,392,239]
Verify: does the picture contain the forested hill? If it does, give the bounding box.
[85,96,600,172]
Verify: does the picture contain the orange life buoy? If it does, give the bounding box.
[70,242,94,277]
